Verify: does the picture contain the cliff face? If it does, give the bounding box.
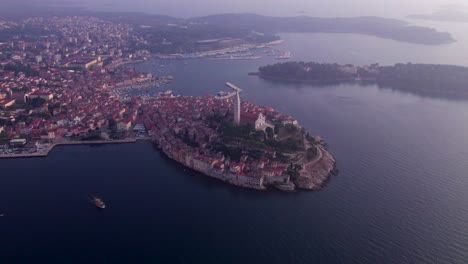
[295,147,336,190]
[153,134,337,191]
[152,137,267,190]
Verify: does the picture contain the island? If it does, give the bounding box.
[255,61,468,99]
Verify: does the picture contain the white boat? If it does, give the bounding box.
[93,197,106,209]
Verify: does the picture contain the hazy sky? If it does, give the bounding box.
[70,0,466,18]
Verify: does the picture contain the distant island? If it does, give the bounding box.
[255,61,468,99]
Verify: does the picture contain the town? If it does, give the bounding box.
[0,16,162,151]
[145,83,335,191]
[0,16,335,191]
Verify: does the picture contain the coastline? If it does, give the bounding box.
[1,134,336,192]
[111,59,145,68]
[255,73,358,84]
[1,136,336,192]
[296,145,337,190]
[153,139,267,191]
[256,72,468,100]
[152,136,336,192]
[0,138,147,159]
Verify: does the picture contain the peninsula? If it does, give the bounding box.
[149,84,336,191]
[1,84,337,192]
[255,61,468,99]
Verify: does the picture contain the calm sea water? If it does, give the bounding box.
[2,31,468,263]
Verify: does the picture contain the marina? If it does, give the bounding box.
[110,76,173,100]
[209,55,262,60]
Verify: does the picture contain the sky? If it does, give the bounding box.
[67,0,466,19]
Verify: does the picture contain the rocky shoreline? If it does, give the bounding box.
[152,134,337,192]
[296,146,337,190]
[1,136,336,192]
[252,73,356,85]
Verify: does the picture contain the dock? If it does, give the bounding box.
[0,139,142,159]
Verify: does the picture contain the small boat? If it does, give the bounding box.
[93,197,106,209]
[88,195,106,209]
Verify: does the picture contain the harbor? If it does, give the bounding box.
[209,54,262,60]
[151,39,291,61]
[110,76,173,100]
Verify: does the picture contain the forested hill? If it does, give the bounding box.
[258,62,357,82]
[191,14,455,45]
[0,6,455,45]
[257,61,468,99]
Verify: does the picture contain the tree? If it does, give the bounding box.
[265,127,274,138]
[28,97,46,108]
[285,124,297,133]
[285,137,299,150]
[108,118,117,131]
[306,134,316,144]
[254,130,266,141]
[276,152,289,163]
[226,147,242,161]
[307,146,318,160]
[274,124,282,134]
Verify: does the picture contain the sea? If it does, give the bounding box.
[2,21,468,263]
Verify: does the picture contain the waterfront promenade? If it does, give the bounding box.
[0,138,149,159]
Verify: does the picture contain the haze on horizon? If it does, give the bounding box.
[64,0,465,19]
[5,0,466,19]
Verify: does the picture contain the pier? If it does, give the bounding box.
[0,139,142,159]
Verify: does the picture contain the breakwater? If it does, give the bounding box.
[0,139,140,159]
